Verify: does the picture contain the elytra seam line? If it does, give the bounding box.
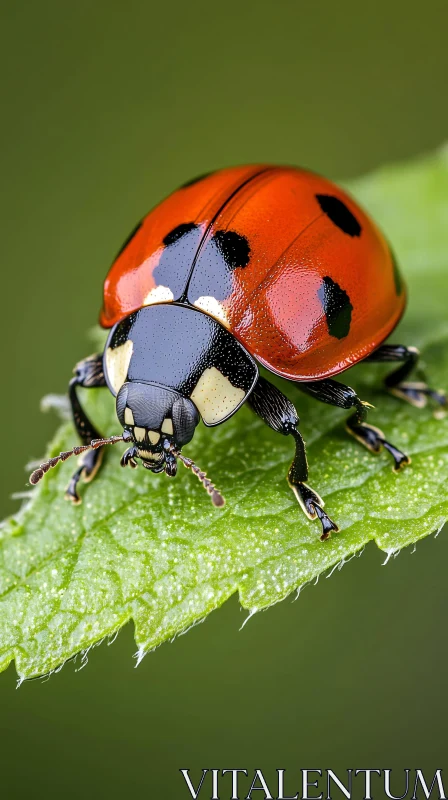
[179,167,275,303]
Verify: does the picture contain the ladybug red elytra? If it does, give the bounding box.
[31,166,447,540]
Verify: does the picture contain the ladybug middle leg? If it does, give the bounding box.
[66,353,107,504]
[364,344,447,411]
[247,376,339,541]
[298,379,410,472]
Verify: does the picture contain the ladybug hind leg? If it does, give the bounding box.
[365,344,447,414]
[66,353,107,504]
[298,379,410,472]
[247,377,339,541]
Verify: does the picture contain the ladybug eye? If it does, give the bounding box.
[172,398,200,445]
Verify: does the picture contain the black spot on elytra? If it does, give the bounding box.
[180,172,214,188]
[316,194,362,237]
[389,246,403,295]
[318,276,353,339]
[154,223,203,299]
[212,229,250,270]
[163,222,198,247]
[116,220,143,258]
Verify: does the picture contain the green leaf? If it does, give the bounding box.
[1,148,448,680]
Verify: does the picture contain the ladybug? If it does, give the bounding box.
[31,166,446,540]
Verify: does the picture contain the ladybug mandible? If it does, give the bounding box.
[31,166,447,540]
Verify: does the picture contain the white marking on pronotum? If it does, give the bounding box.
[105,339,133,394]
[143,285,174,306]
[148,430,160,445]
[191,366,245,425]
[193,295,230,327]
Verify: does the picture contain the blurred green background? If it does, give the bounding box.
[1,1,448,797]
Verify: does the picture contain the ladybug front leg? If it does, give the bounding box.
[66,353,107,504]
[364,344,447,412]
[298,379,411,472]
[247,376,339,541]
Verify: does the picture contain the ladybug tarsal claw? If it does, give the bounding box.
[313,505,340,541]
[390,381,447,411]
[289,480,339,541]
[346,417,411,472]
[64,490,82,505]
[381,441,411,472]
[64,466,84,505]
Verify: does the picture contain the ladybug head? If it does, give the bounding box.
[112,381,224,505]
[115,381,199,474]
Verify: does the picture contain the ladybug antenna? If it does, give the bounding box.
[29,433,130,486]
[169,445,225,508]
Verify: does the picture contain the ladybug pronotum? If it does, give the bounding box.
[31,166,447,540]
